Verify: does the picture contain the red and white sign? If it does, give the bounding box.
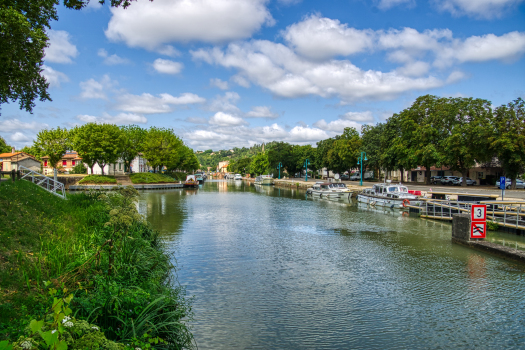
[471,205,487,222]
[471,222,487,239]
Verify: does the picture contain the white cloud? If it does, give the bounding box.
[42,66,69,88]
[11,132,31,142]
[97,49,130,65]
[152,58,183,74]
[313,119,363,133]
[282,15,375,60]
[105,0,274,50]
[376,0,415,10]
[288,125,329,142]
[156,45,181,57]
[76,112,147,124]
[192,40,444,102]
[207,92,241,114]
[45,30,78,64]
[341,111,375,122]
[79,75,116,100]
[210,78,229,90]
[434,0,525,19]
[115,92,205,114]
[245,106,279,119]
[209,112,247,126]
[378,27,453,54]
[0,119,48,132]
[86,1,102,10]
[396,61,430,77]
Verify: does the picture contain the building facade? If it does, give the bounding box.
[0,150,41,172]
[42,151,82,175]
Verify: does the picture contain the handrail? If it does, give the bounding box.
[18,166,66,199]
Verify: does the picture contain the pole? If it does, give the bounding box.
[277,162,282,179]
[304,159,309,182]
[360,155,363,186]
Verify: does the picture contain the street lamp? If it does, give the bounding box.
[357,152,367,186]
[304,159,309,182]
[277,162,283,179]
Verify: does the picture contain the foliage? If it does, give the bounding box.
[142,127,184,172]
[78,175,116,184]
[0,136,12,153]
[130,173,176,184]
[487,221,500,231]
[34,128,70,180]
[361,123,384,178]
[491,98,525,189]
[227,157,252,175]
[119,125,147,174]
[0,181,194,348]
[70,163,87,174]
[20,145,44,161]
[250,152,269,175]
[164,171,187,182]
[316,127,361,175]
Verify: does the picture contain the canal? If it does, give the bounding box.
[139,180,525,349]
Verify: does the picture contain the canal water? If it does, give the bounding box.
[138,181,525,349]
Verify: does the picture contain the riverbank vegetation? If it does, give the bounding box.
[78,175,117,184]
[0,180,194,349]
[130,173,176,184]
[198,96,525,188]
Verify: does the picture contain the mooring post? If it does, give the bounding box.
[11,169,15,182]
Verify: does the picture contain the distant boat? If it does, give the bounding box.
[357,182,421,209]
[255,175,274,186]
[184,174,199,188]
[234,174,242,180]
[195,173,205,184]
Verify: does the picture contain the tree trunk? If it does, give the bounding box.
[399,167,404,183]
[100,163,105,175]
[462,169,468,187]
[425,165,431,185]
[54,168,57,184]
[511,176,517,190]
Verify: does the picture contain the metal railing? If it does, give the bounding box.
[18,165,66,199]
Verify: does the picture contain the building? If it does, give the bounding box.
[42,151,82,175]
[87,154,152,175]
[0,149,41,172]
[218,160,229,173]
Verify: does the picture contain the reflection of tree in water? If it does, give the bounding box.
[138,191,187,236]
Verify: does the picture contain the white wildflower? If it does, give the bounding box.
[91,326,99,331]
[64,321,74,328]
[51,330,57,334]
[21,340,32,349]
[135,348,142,350]
[61,316,71,324]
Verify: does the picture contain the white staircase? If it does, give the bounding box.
[19,165,66,199]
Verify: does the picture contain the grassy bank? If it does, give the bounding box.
[130,173,176,184]
[78,175,117,184]
[0,181,194,349]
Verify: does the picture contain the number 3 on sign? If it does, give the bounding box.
[471,205,486,221]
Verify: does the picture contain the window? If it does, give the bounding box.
[72,160,76,166]
[63,160,67,166]
[119,163,122,170]
[44,161,48,167]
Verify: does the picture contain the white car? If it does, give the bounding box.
[495,178,525,189]
[452,177,476,186]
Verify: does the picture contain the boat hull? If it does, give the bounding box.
[357,194,421,209]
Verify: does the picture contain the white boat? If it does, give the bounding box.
[330,183,352,199]
[234,174,242,180]
[306,182,342,198]
[356,182,421,209]
[255,175,274,186]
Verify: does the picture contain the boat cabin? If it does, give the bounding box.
[371,183,413,198]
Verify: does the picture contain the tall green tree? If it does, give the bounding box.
[0,136,11,153]
[250,152,269,175]
[333,127,362,175]
[361,123,384,179]
[297,145,317,177]
[35,127,69,182]
[119,125,146,173]
[440,97,493,186]
[491,97,525,189]
[142,127,184,172]
[1,0,139,114]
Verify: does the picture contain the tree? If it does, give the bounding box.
[491,98,525,189]
[250,152,269,175]
[120,125,146,173]
[34,127,69,182]
[0,0,139,114]
[333,127,361,175]
[177,146,199,172]
[142,127,184,172]
[361,123,384,179]
[440,97,493,186]
[297,145,317,177]
[0,136,11,153]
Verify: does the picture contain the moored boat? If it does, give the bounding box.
[357,182,421,209]
[255,175,274,186]
[234,174,242,180]
[184,174,199,188]
[307,182,342,198]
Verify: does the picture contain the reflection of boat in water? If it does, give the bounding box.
[255,184,273,194]
[356,182,421,209]
[357,202,410,216]
[306,182,342,199]
[255,175,274,186]
[183,175,199,188]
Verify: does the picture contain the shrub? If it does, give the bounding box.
[78,175,117,184]
[70,163,87,174]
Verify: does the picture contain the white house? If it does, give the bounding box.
[87,154,152,175]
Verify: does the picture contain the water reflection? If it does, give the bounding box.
[141,181,525,349]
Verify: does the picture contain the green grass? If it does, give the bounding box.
[78,175,117,184]
[0,180,194,348]
[130,173,176,184]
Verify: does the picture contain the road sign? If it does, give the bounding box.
[471,204,487,222]
[500,176,506,190]
[471,222,486,239]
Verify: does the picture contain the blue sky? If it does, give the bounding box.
[2,0,525,151]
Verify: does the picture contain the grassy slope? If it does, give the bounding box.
[78,175,117,184]
[0,180,193,347]
[130,173,176,184]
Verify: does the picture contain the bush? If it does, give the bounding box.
[130,173,176,184]
[70,163,87,174]
[78,175,117,184]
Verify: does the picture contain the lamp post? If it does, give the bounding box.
[277,162,283,179]
[357,152,367,186]
[304,159,309,182]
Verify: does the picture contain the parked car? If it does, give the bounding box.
[452,177,476,186]
[495,178,525,189]
[430,175,443,184]
[340,174,349,180]
[440,176,459,185]
[349,173,361,181]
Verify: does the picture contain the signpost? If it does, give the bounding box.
[500,176,506,200]
[470,204,487,239]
